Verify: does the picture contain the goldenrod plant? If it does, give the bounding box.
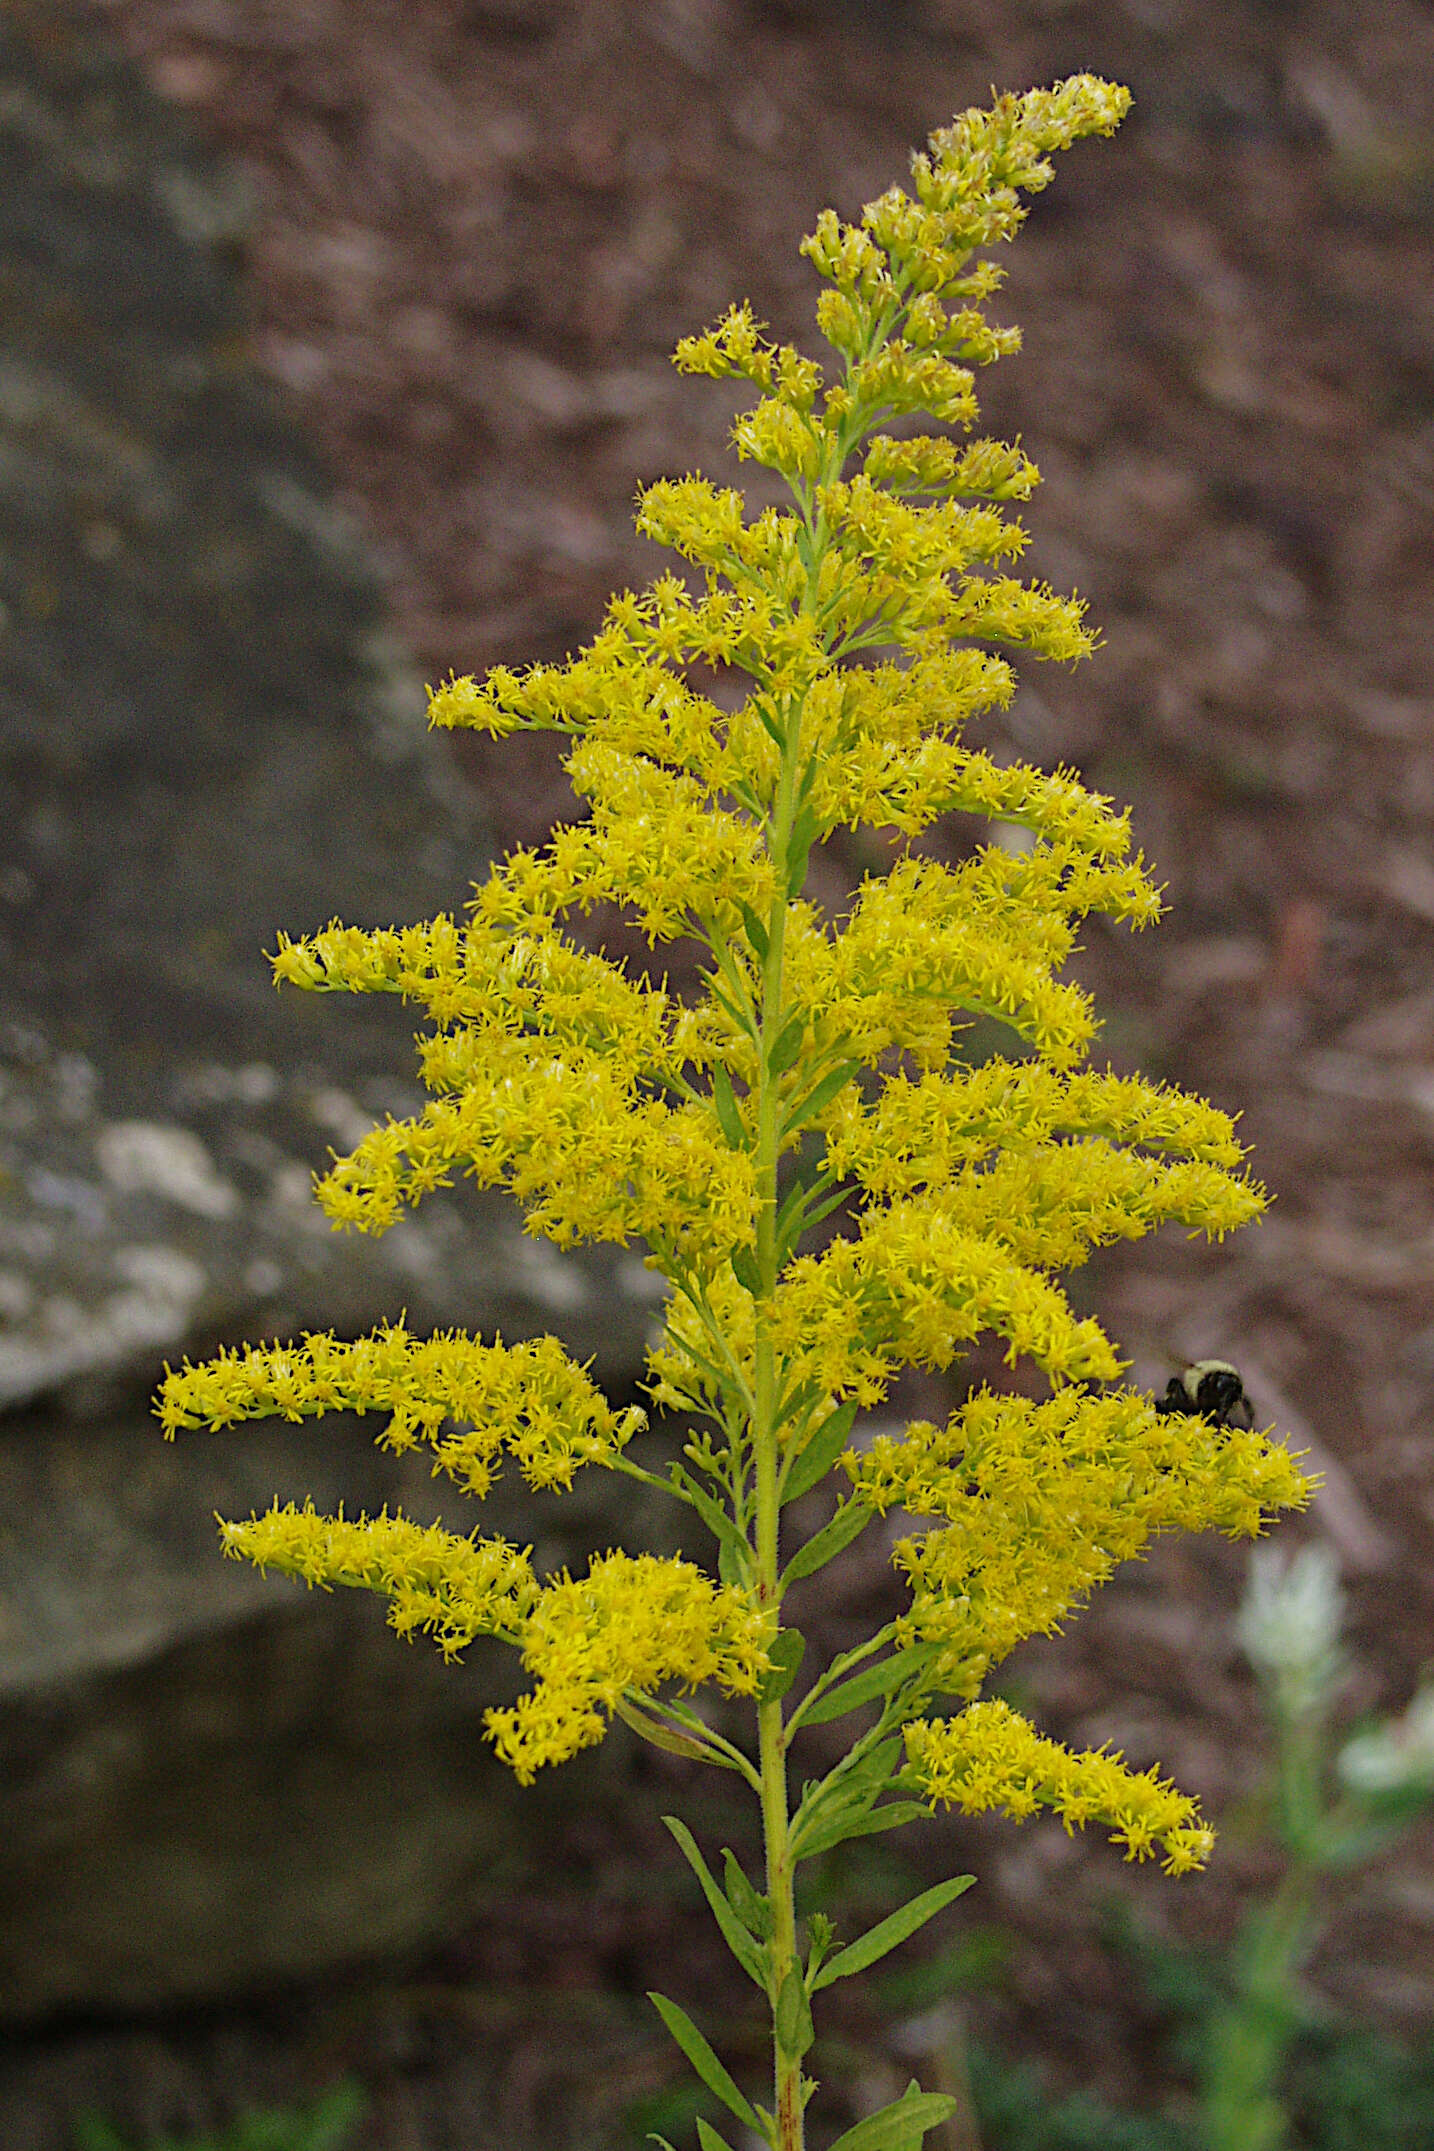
[158,78,1312,2151]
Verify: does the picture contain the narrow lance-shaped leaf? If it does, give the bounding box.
[705,974,758,1047]
[812,1876,976,1991]
[738,901,770,964]
[788,1732,909,1856]
[815,1731,906,1808]
[751,697,785,750]
[711,1061,747,1150]
[774,1176,816,1264]
[781,1058,862,1139]
[668,1460,752,1571]
[647,1991,762,2133]
[663,1816,770,1989]
[772,1372,823,1439]
[796,1801,933,1864]
[757,1627,806,1705]
[613,1694,720,1764]
[723,1847,774,1940]
[802,1180,857,1232]
[776,1964,815,2058]
[786,802,820,892]
[696,2120,738,2151]
[782,1398,859,1505]
[828,2086,960,2151]
[800,1644,940,1729]
[782,1497,873,1584]
[768,1008,806,1077]
[774,1171,851,1269]
[717,1534,747,1590]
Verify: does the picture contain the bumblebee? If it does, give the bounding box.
[1153,1360,1254,1431]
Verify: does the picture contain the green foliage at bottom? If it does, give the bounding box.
[1279,2026,1434,2151]
[70,2080,365,2151]
[962,2018,1434,2151]
[967,2042,1191,2151]
[623,2073,716,2150]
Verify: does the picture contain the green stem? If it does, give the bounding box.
[1202,1864,1314,2151]
[1204,1688,1326,2151]
[751,686,807,2151]
[759,1691,803,2151]
[747,322,898,2149]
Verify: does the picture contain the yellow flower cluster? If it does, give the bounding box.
[484,1550,772,1783]
[847,1386,1311,1691]
[159,1321,635,1496]
[217,1499,539,1660]
[770,1207,1120,1401]
[905,1698,1215,1873]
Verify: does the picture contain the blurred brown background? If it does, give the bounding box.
[1,0,1432,2144]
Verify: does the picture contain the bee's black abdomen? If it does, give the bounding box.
[1152,1360,1254,1431]
[1192,1364,1254,1430]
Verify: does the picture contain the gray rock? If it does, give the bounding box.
[0,1394,661,2022]
[0,7,661,2021]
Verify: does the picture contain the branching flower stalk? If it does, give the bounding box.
[157,78,1312,2151]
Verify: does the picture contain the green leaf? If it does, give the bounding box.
[757,1626,806,1704]
[712,1063,746,1150]
[796,1801,932,1862]
[776,1964,815,2058]
[668,1462,750,1569]
[753,699,786,749]
[787,803,820,892]
[782,1399,860,1505]
[731,1245,762,1297]
[828,2087,959,2151]
[647,1992,761,2133]
[722,1847,774,1940]
[782,1058,862,1137]
[613,1694,715,1762]
[771,1171,850,1267]
[801,1645,939,1729]
[774,1178,816,1266]
[812,1876,976,1991]
[738,902,770,965]
[768,1009,806,1078]
[772,1372,822,1436]
[805,1181,855,1231]
[773,1195,808,1273]
[781,1498,873,1584]
[789,1732,905,1854]
[704,974,754,1041]
[696,2121,737,2151]
[662,1818,769,1989]
[646,2136,680,2151]
[845,1731,906,1790]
